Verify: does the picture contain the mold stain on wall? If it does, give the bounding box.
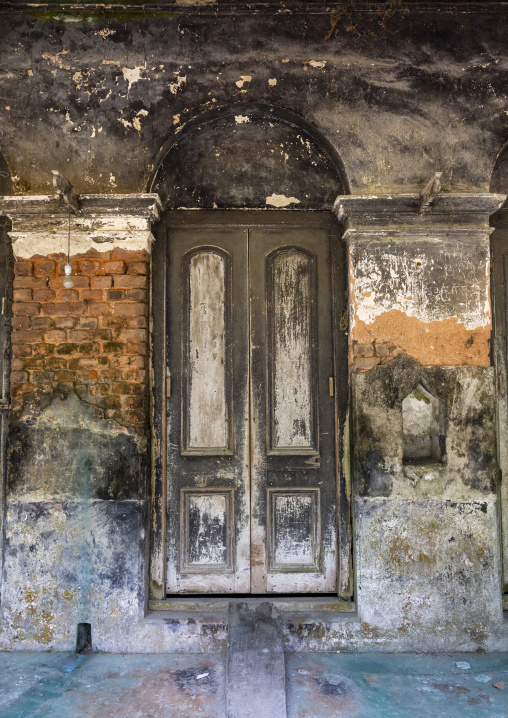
[0,4,507,195]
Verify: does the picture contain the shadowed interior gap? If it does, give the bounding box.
[76,623,92,654]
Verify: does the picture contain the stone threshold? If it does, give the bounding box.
[148,596,356,614]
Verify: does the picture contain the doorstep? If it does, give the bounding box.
[142,597,358,655]
[148,596,356,615]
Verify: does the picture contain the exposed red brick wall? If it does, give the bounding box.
[10,247,149,434]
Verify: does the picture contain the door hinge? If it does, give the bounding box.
[166,377,171,398]
[497,374,504,395]
[329,377,334,397]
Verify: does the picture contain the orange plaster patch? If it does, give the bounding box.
[352,309,491,366]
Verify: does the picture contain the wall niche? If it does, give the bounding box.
[402,384,444,464]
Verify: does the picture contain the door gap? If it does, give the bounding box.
[164,593,340,599]
[247,227,254,594]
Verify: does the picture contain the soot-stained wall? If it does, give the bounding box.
[0,4,507,199]
[0,2,507,653]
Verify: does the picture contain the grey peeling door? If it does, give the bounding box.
[166,228,250,594]
[166,221,337,594]
[249,228,337,593]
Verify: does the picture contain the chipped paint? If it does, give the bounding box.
[41,49,70,70]
[235,75,252,88]
[187,251,227,449]
[272,250,313,448]
[352,247,490,330]
[0,5,506,656]
[169,74,187,95]
[266,194,301,207]
[1,195,161,258]
[122,65,146,93]
[9,231,155,258]
[95,28,117,39]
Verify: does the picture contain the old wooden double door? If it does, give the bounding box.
[166,214,340,594]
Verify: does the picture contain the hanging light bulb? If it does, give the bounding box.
[63,207,74,289]
[63,263,74,289]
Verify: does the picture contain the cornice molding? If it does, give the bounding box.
[334,193,506,231]
[1,2,507,17]
[0,193,161,258]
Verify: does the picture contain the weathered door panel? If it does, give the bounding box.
[166,228,250,593]
[249,228,337,593]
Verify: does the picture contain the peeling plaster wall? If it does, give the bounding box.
[350,357,502,650]
[283,356,505,653]
[284,497,504,652]
[0,6,507,197]
[1,390,227,652]
[350,231,493,366]
[0,4,506,653]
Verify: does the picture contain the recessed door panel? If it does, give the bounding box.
[183,249,232,454]
[268,249,318,454]
[269,489,320,571]
[181,489,234,572]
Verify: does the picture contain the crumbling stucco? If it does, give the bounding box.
[349,233,493,366]
[352,312,491,366]
[352,356,496,500]
[0,7,507,196]
[2,195,160,259]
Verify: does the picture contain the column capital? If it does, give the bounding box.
[334,193,505,234]
[0,193,162,258]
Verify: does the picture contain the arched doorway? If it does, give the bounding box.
[149,106,351,597]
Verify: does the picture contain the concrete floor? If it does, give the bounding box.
[0,651,507,717]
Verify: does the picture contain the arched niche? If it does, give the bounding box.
[402,384,444,464]
[149,104,349,209]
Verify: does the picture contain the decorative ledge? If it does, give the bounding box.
[0,194,162,258]
[334,193,506,230]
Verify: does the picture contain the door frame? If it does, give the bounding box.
[149,210,352,601]
[491,210,508,598]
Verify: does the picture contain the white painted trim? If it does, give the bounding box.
[0,193,161,258]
